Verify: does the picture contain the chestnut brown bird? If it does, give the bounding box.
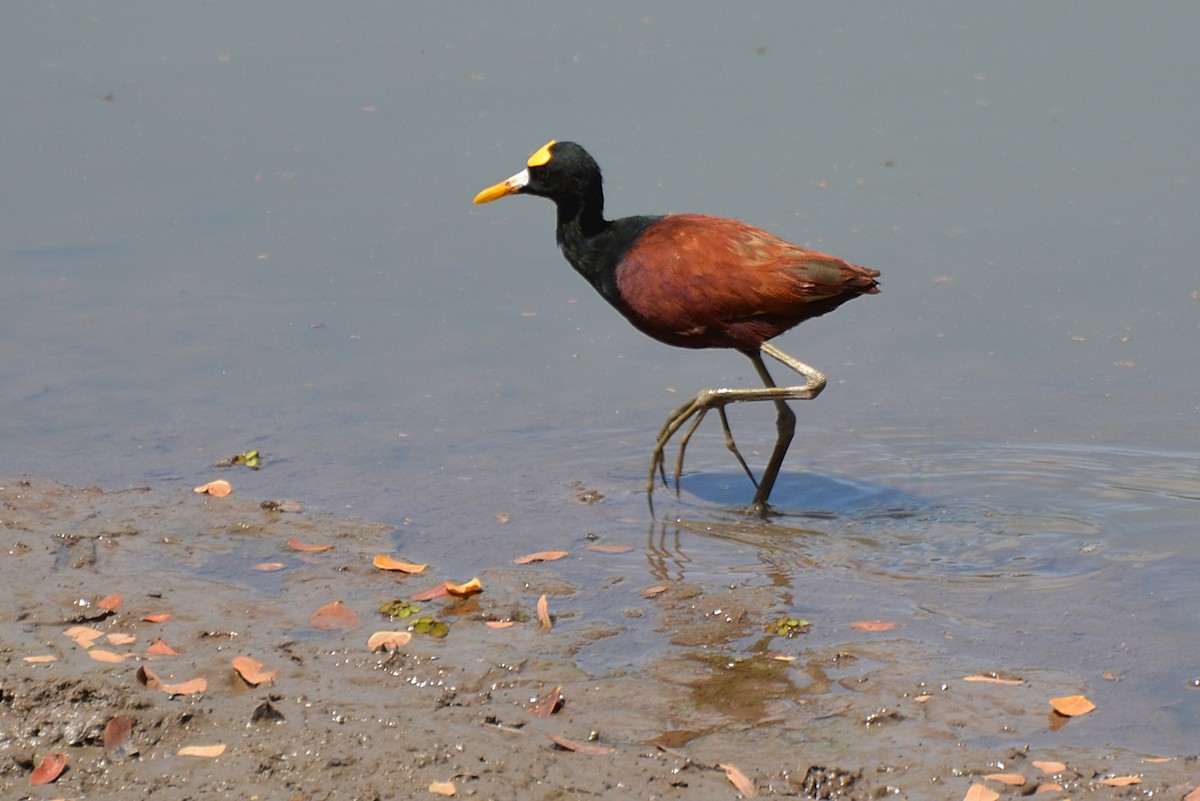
[474,140,879,515]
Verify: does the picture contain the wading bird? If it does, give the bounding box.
[474,141,879,515]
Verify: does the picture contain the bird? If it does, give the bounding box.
[473,140,880,516]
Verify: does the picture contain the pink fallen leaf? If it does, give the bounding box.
[962,783,999,801]
[194,479,232,497]
[513,550,569,564]
[719,763,756,798]
[104,715,134,758]
[29,752,67,786]
[87,648,128,664]
[309,600,360,630]
[367,631,412,651]
[231,656,278,686]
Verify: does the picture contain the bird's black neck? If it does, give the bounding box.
[555,195,663,312]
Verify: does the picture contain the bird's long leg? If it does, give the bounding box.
[645,341,826,516]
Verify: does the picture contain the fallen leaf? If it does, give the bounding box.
[310,600,360,630]
[29,751,67,786]
[231,656,278,686]
[194,479,232,497]
[142,612,172,622]
[983,772,1025,786]
[107,632,137,646]
[367,631,413,651]
[963,673,1025,686]
[372,554,428,573]
[178,744,226,757]
[64,625,103,648]
[485,621,515,629]
[963,784,999,801]
[23,655,57,664]
[88,648,128,663]
[1141,757,1173,763]
[1035,782,1064,793]
[514,550,569,564]
[850,620,896,632]
[641,585,668,597]
[537,594,552,631]
[545,733,614,755]
[1185,786,1200,801]
[287,537,333,552]
[496,513,509,524]
[410,581,452,602]
[160,677,208,696]
[446,577,482,596]
[104,715,134,758]
[586,543,634,554]
[719,763,757,798]
[526,686,563,718]
[98,593,123,611]
[1032,760,1066,773]
[1049,694,1095,717]
[253,562,286,571]
[429,780,457,796]
[1099,776,1141,787]
[147,639,179,656]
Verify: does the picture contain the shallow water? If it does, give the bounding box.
[4,1,1199,758]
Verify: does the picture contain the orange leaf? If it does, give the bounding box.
[147,639,179,656]
[1035,783,1064,793]
[429,780,457,796]
[23,655,57,664]
[64,625,103,648]
[88,648,128,663]
[106,632,137,646]
[963,673,1025,686]
[367,631,413,651]
[178,744,226,757]
[526,685,563,718]
[545,733,614,755]
[446,577,482,596]
[719,763,757,798]
[231,656,278,686]
[159,677,207,696]
[29,751,67,786]
[309,600,360,630]
[496,513,509,524]
[983,772,1025,786]
[1099,776,1141,787]
[850,620,896,632]
[485,620,515,629]
[410,581,451,601]
[372,554,428,573]
[962,784,999,801]
[287,537,333,552]
[253,562,286,571]
[194,479,232,497]
[1184,786,1200,801]
[586,543,633,554]
[514,550,569,564]
[98,593,123,611]
[1032,760,1066,774]
[104,714,134,757]
[137,665,162,689]
[537,594,552,632]
[142,612,172,623]
[1049,694,1095,717]
[642,585,668,597]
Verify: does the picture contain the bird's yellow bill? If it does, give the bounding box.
[473,168,529,205]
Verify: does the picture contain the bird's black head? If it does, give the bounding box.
[473,140,602,206]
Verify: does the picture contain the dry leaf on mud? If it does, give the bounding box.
[719,763,756,798]
[88,648,128,663]
[98,593,123,611]
[1099,776,1141,786]
[983,772,1025,786]
[231,656,278,686]
[104,714,134,758]
[64,625,104,648]
[1049,694,1095,717]
[496,512,509,524]
[446,577,482,596]
[586,543,634,554]
[287,537,333,552]
[962,784,999,801]
[178,744,226,758]
[1032,760,1066,773]
[28,752,67,786]
[147,639,179,656]
[411,581,452,601]
[367,631,412,651]
[485,620,515,629]
[545,733,614,755]
[310,600,360,630]
[143,612,172,622]
[194,479,232,497]
[23,655,57,664]
[642,585,668,598]
[537,594,552,631]
[429,780,457,796]
[850,620,896,632]
[513,550,569,564]
[526,685,563,718]
[963,673,1025,686]
[253,562,286,571]
[107,632,137,646]
[137,666,207,695]
[1184,786,1200,801]
[372,554,427,573]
